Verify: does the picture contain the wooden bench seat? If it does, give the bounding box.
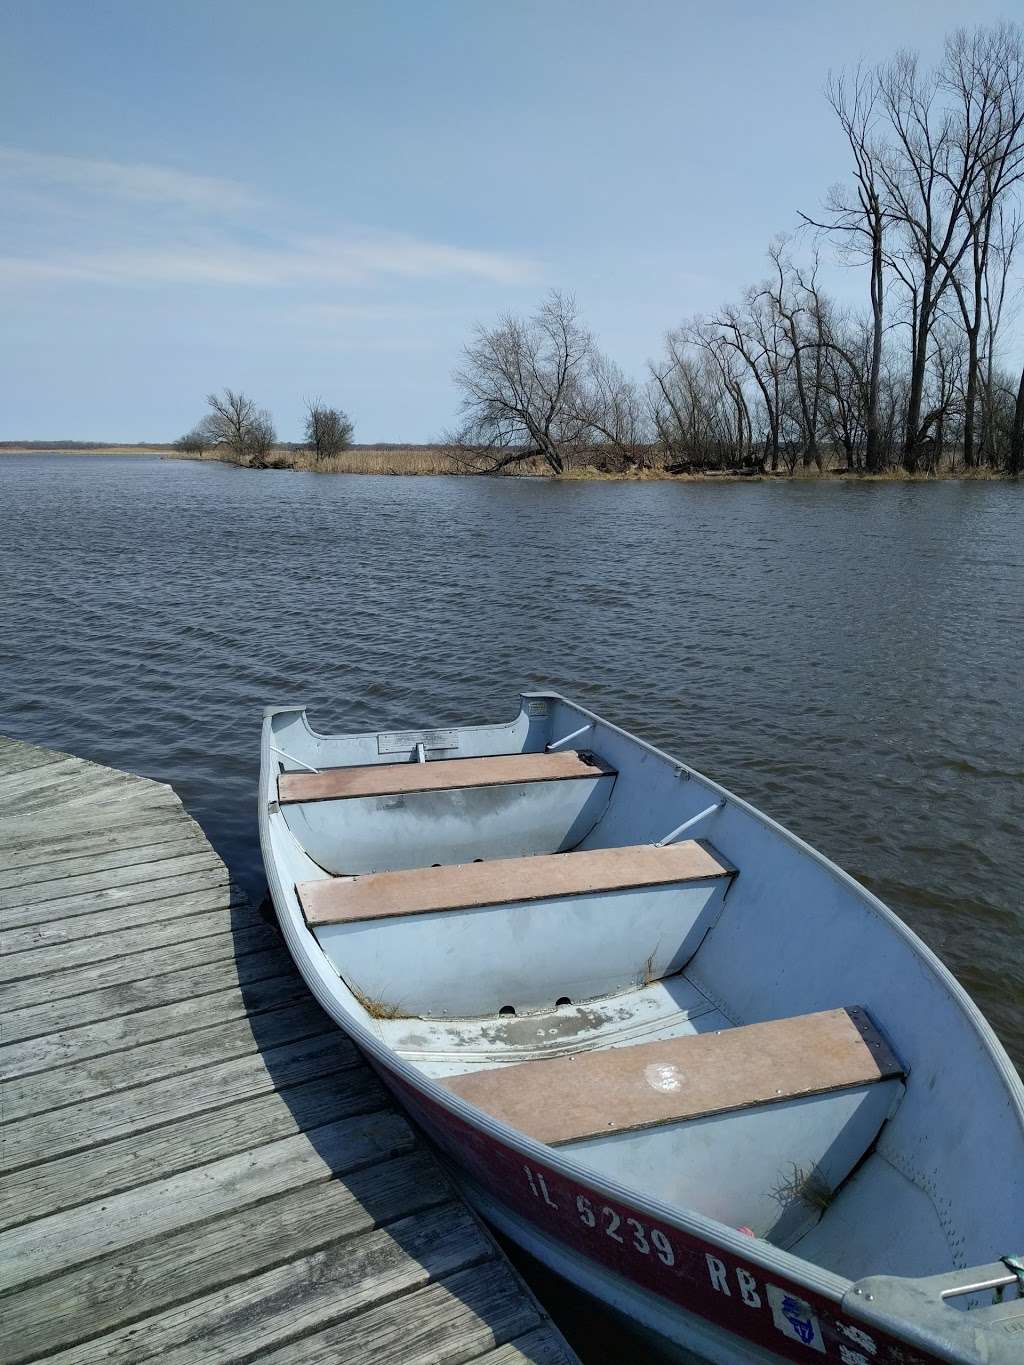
[297,839,732,927]
[278,749,614,806]
[441,1007,903,1145]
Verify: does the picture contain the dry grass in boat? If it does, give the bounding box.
[640,946,660,987]
[769,1162,835,1214]
[349,983,411,1020]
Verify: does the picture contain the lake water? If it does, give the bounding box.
[2,454,1021,1357]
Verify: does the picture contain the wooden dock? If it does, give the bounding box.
[0,735,577,1365]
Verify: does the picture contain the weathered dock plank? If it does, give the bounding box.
[2,996,333,1121]
[2,892,262,960]
[1,943,294,1042]
[0,1077,389,1233]
[1,1029,362,1170]
[0,736,576,1365]
[229,1262,550,1365]
[0,968,308,1079]
[0,1150,451,1363]
[0,829,208,886]
[0,863,235,931]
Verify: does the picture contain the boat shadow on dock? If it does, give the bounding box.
[0,734,574,1365]
[229,884,578,1362]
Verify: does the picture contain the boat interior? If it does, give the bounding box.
[264,694,1024,1295]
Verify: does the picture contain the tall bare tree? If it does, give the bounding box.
[802,67,888,471]
[979,204,1022,461]
[712,290,787,470]
[875,29,1024,468]
[761,245,833,470]
[942,24,1024,464]
[875,53,967,466]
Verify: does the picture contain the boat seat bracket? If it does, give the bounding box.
[657,800,726,847]
[271,745,319,774]
[546,722,594,752]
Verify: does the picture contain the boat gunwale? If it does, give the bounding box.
[259,691,1024,1317]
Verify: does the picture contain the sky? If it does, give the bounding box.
[1,0,1019,443]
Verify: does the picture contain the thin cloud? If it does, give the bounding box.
[317,233,538,284]
[0,147,541,291]
[0,234,540,289]
[0,147,261,213]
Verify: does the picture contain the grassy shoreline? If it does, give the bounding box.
[2,444,1015,481]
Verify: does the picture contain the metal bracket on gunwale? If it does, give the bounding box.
[656,800,725,847]
[270,746,319,774]
[546,722,594,752]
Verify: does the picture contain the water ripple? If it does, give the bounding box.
[1,455,1021,1069]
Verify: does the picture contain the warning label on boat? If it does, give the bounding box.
[377,729,459,753]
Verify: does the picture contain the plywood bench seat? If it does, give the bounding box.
[297,839,733,927]
[442,1007,903,1145]
[278,749,614,805]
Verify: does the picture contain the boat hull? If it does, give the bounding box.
[260,694,1024,1365]
[362,1047,941,1365]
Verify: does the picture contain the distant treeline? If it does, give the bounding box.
[447,22,1024,479]
[0,441,171,451]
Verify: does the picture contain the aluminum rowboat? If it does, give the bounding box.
[259,691,1024,1364]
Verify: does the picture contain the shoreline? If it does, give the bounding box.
[1,445,1016,482]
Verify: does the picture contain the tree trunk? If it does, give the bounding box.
[905,337,927,470]
[1010,365,1024,476]
[904,279,932,473]
[959,254,984,469]
[865,238,884,473]
[962,328,979,469]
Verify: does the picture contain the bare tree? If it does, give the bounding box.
[304,400,354,461]
[926,316,967,470]
[802,67,888,471]
[650,343,723,468]
[577,353,651,469]
[874,30,1024,468]
[449,292,592,474]
[201,389,276,466]
[246,409,276,466]
[647,321,761,471]
[688,322,754,465]
[173,427,208,458]
[761,244,833,470]
[204,389,257,459]
[942,24,1024,465]
[1010,364,1024,474]
[876,53,963,466]
[712,291,787,470]
[979,203,1023,461]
